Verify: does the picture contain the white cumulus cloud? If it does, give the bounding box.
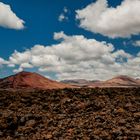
[58,7,68,22]
[0,57,8,66]
[76,0,140,38]
[58,14,66,22]
[5,32,140,80]
[0,2,24,29]
[133,40,140,47]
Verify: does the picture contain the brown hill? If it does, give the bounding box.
[0,71,72,89]
[66,76,140,88]
[136,78,140,84]
[61,79,91,86]
[89,75,140,87]
[104,75,139,86]
[61,79,101,87]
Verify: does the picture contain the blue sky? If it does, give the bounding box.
[0,0,140,80]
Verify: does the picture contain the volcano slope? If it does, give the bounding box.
[0,88,140,139]
[0,71,72,89]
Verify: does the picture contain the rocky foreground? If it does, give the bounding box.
[0,88,140,139]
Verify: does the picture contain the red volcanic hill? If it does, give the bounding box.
[136,78,140,84]
[71,75,140,88]
[0,71,72,89]
[90,75,140,87]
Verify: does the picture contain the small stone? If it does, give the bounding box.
[95,116,105,123]
[0,112,3,117]
[134,112,140,118]
[20,136,26,140]
[118,119,126,126]
[135,125,140,130]
[20,117,25,125]
[112,130,122,137]
[116,108,125,113]
[125,103,132,108]
[25,113,34,120]
[25,119,36,127]
[128,131,140,136]
[6,136,13,140]
[14,131,23,137]
[0,131,3,136]
[46,133,52,139]
[125,124,132,129]
[116,136,124,140]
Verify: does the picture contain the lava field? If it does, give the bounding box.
[0,88,140,139]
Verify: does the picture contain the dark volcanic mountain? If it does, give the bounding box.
[0,71,72,89]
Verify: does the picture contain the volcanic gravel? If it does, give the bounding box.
[0,88,140,139]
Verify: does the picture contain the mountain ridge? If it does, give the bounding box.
[0,72,140,89]
[61,75,140,87]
